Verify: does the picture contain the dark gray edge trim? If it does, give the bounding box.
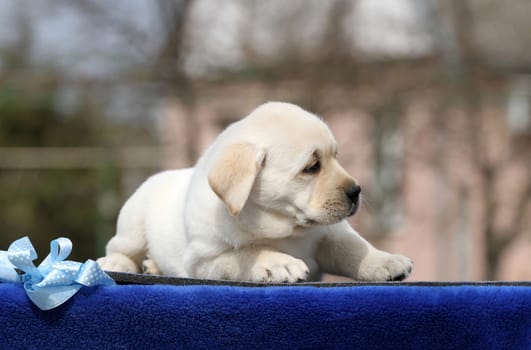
[107,272,531,287]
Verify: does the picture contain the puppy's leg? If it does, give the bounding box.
[316,221,413,281]
[185,244,310,283]
[97,196,146,273]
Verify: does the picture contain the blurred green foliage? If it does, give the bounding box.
[0,83,58,146]
[0,81,122,261]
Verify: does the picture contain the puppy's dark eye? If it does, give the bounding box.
[303,160,321,174]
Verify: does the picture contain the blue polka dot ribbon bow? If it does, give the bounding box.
[0,236,115,310]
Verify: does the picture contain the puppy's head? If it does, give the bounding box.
[208,102,360,226]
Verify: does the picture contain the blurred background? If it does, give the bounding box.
[0,0,529,281]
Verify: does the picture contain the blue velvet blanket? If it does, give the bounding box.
[1,276,530,349]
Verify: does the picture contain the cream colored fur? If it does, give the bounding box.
[98,102,413,282]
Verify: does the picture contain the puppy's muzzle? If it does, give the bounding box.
[344,184,361,216]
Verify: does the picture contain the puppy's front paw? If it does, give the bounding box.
[250,252,310,283]
[358,250,413,282]
[97,253,140,273]
[142,258,161,275]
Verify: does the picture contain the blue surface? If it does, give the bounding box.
[1,282,530,349]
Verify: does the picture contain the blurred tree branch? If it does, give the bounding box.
[320,0,356,63]
[152,0,198,163]
[446,0,531,279]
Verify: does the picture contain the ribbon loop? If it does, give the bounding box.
[39,237,73,275]
[0,236,115,310]
[7,237,41,279]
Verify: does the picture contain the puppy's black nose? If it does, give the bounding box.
[345,185,361,203]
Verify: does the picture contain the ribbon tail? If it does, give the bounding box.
[0,251,20,283]
[76,259,116,287]
[25,284,82,311]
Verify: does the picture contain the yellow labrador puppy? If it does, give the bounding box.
[98,102,413,282]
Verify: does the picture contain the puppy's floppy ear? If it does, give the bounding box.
[208,142,266,216]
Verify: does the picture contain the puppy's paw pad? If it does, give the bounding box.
[97,254,140,273]
[250,254,309,283]
[359,252,414,282]
[385,255,414,281]
[142,258,161,275]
